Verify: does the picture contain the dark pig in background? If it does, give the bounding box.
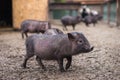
[21,20,51,39]
[83,15,98,26]
[90,11,103,21]
[21,32,94,72]
[95,14,103,21]
[61,15,82,30]
[44,28,64,35]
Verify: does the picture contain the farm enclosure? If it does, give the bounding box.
[0,22,120,80]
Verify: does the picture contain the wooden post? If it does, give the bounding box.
[100,3,104,15]
[107,1,111,24]
[116,0,120,26]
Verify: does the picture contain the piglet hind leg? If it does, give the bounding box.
[25,32,28,38]
[36,56,46,70]
[63,25,68,31]
[21,53,34,68]
[21,32,24,39]
[93,22,97,27]
[72,25,75,30]
[86,23,89,27]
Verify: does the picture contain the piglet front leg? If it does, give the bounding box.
[57,57,65,72]
[65,56,72,70]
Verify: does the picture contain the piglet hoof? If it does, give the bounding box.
[21,64,29,69]
[21,64,25,68]
[65,67,69,71]
[40,66,47,71]
[60,69,66,72]
[43,67,47,71]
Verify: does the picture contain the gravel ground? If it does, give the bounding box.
[0,22,120,80]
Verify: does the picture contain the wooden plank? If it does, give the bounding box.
[73,0,108,4]
[116,0,120,26]
[49,2,81,10]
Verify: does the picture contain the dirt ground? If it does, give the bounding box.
[0,22,120,80]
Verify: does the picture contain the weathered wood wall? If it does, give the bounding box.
[12,0,48,29]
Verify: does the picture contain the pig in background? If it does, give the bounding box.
[21,20,51,39]
[21,32,94,72]
[61,15,82,30]
[79,6,103,27]
[82,14,98,26]
[44,28,64,35]
[82,13,103,27]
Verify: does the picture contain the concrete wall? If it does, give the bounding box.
[12,0,48,29]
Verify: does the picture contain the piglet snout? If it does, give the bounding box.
[84,46,94,52]
[88,46,94,52]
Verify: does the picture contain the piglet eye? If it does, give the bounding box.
[77,40,83,44]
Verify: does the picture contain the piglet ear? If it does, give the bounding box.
[67,33,75,41]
